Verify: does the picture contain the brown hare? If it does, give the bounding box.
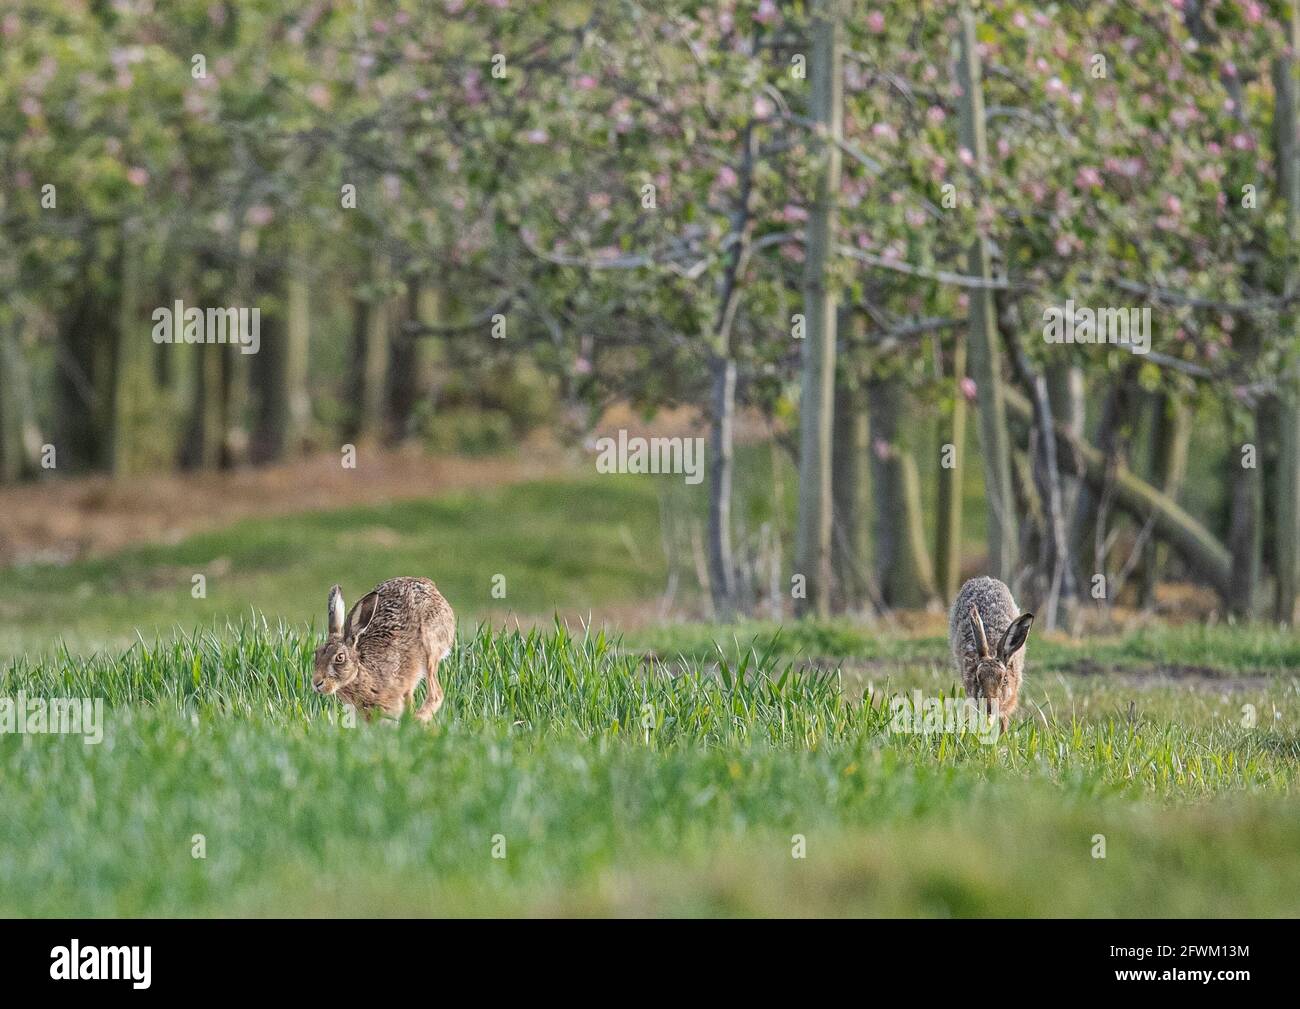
[948,576,1034,734]
[313,577,455,722]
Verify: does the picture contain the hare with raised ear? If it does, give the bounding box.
[313,576,455,722]
[948,576,1034,734]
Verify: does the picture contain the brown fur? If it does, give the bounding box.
[313,577,455,722]
[948,576,1034,734]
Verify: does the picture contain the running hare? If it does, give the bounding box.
[949,576,1034,734]
[313,577,454,722]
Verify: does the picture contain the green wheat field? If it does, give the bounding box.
[2,472,1299,917]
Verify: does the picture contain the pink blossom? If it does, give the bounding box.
[1244,1,1263,24]
[576,74,597,91]
[926,105,946,125]
[1054,234,1072,257]
[717,165,739,189]
[126,167,149,187]
[754,0,778,26]
[1075,166,1102,190]
[960,377,977,402]
[445,1,465,14]
[462,68,485,105]
[866,10,885,33]
[245,204,274,227]
[753,96,775,120]
[958,146,975,168]
[781,204,808,223]
[524,128,549,144]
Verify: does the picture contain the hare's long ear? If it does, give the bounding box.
[969,605,991,658]
[327,585,345,638]
[345,591,380,645]
[997,612,1034,661]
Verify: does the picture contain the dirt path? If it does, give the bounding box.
[0,442,575,568]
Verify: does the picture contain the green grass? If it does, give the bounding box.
[0,475,667,658]
[628,617,1300,675]
[2,620,1298,916]
[2,460,1295,917]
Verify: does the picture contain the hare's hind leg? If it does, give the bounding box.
[415,637,448,723]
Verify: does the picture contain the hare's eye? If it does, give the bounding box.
[333,653,345,665]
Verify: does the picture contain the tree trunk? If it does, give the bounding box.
[389,282,424,441]
[934,330,967,602]
[706,110,758,621]
[707,354,738,619]
[999,307,1078,631]
[794,0,842,619]
[187,340,224,469]
[869,374,938,609]
[221,236,255,467]
[1005,387,1233,600]
[1227,411,1262,619]
[1046,364,1085,508]
[1139,394,1190,607]
[251,258,286,464]
[1070,364,1135,581]
[956,1,1016,582]
[110,220,155,478]
[53,288,104,471]
[832,348,869,611]
[0,324,22,482]
[179,253,222,469]
[1271,3,1300,624]
[0,322,40,482]
[283,238,312,452]
[350,254,391,443]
